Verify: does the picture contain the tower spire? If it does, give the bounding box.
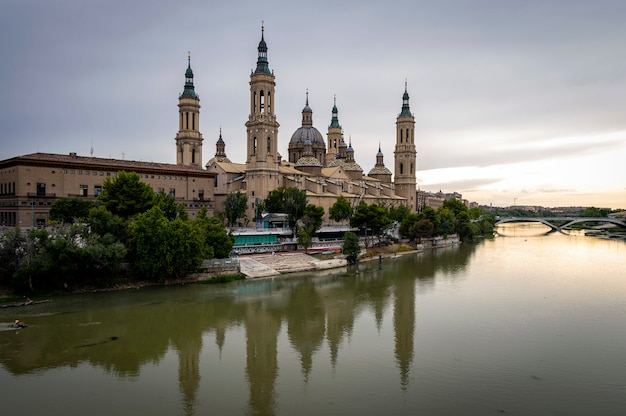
[181,52,197,98]
[254,22,271,75]
[400,79,412,117]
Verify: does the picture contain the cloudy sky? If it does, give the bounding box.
[2,0,625,209]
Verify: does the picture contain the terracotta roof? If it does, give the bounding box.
[4,152,215,176]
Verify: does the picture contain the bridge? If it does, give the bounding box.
[495,217,626,231]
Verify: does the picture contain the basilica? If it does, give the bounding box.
[204,27,418,222]
[0,26,419,228]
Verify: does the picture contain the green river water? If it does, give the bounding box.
[1,223,625,415]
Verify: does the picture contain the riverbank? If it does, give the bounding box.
[0,238,461,299]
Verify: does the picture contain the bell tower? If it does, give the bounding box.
[245,24,280,217]
[326,95,342,166]
[175,53,203,168]
[394,81,417,211]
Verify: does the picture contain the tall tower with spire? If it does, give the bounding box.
[394,81,417,211]
[245,24,280,217]
[326,95,342,166]
[175,53,203,168]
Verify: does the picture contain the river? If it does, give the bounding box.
[1,223,625,415]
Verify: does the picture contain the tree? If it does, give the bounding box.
[301,204,324,234]
[342,231,361,265]
[99,171,155,218]
[49,198,95,224]
[87,205,126,242]
[263,187,307,232]
[351,202,392,245]
[153,192,186,221]
[329,196,353,223]
[389,204,411,223]
[298,204,324,251]
[224,191,248,227]
[126,206,205,280]
[196,208,234,258]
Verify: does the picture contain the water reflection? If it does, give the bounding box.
[0,243,477,415]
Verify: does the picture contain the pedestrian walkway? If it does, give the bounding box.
[239,252,348,278]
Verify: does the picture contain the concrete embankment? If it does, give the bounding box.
[238,253,348,278]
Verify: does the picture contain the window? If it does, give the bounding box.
[267,137,271,153]
[79,184,88,197]
[213,176,218,187]
[94,185,103,197]
[253,137,257,154]
[36,183,46,196]
[400,163,404,174]
[158,188,165,194]
[198,189,204,201]
[169,188,175,197]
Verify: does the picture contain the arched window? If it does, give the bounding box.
[253,137,257,154]
[400,163,404,174]
[260,90,265,111]
[267,137,271,154]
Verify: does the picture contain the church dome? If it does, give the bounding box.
[295,155,323,167]
[289,126,325,146]
[368,165,392,175]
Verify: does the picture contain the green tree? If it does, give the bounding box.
[329,196,353,223]
[301,204,324,234]
[342,231,361,265]
[298,204,324,251]
[49,198,95,224]
[297,227,313,251]
[87,205,127,242]
[224,191,248,227]
[196,208,234,258]
[153,192,186,221]
[583,207,604,217]
[126,206,205,281]
[263,187,308,232]
[351,202,392,245]
[436,207,456,237]
[99,171,155,218]
[389,204,411,223]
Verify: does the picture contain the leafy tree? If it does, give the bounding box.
[583,207,604,217]
[87,205,126,242]
[436,207,456,237]
[99,171,155,218]
[153,192,186,221]
[351,202,392,245]
[389,204,411,223]
[412,219,434,242]
[224,191,248,227]
[49,198,95,224]
[196,208,234,258]
[329,196,353,223]
[297,227,313,251]
[342,231,361,265]
[297,204,324,251]
[301,204,324,234]
[126,206,205,281]
[263,187,308,232]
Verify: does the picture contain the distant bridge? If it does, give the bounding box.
[495,217,626,231]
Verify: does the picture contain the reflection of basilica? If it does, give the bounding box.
[0,244,477,415]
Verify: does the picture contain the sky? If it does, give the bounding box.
[1,0,625,209]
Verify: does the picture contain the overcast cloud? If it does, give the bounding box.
[1,0,625,208]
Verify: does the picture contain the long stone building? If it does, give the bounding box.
[1,26,420,228]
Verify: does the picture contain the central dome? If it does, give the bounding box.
[289,126,325,145]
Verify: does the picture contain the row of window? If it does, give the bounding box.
[62,169,114,176]
[60,170,188,182]
[1,182,16,195]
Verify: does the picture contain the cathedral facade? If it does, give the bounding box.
[207,27,417,224]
